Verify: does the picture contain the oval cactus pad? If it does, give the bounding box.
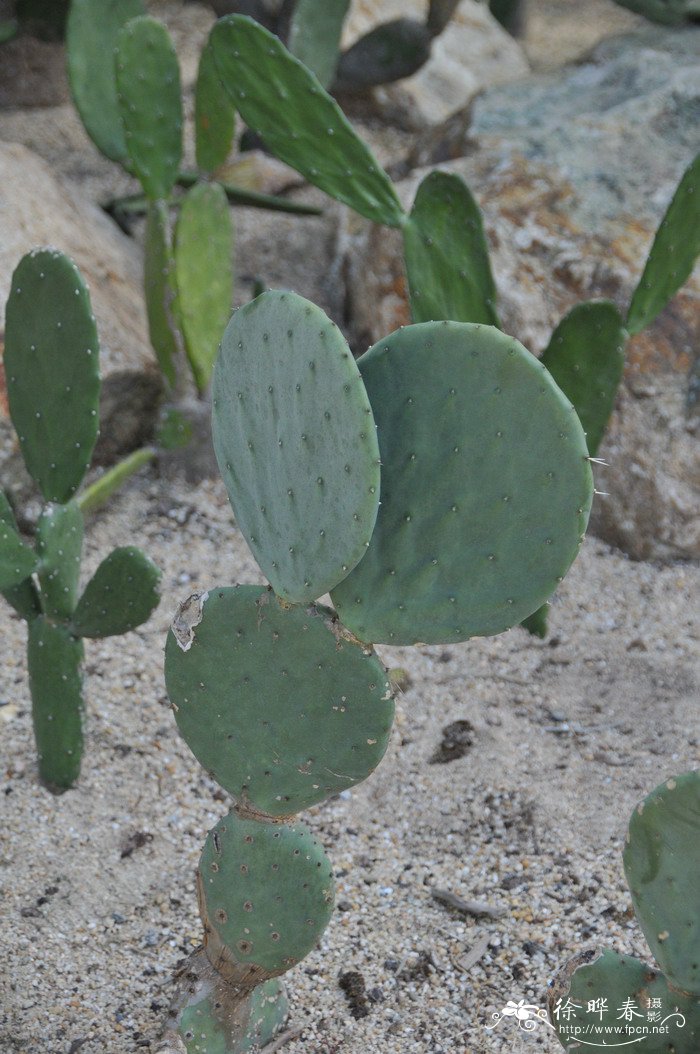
[331,321,593,644]
[165,586,394,815]
[199,812,334,979]
[4,249,100,503]
[212,291,380,603]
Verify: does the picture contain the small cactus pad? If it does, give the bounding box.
[0,492,40,618]
[332,18,432,93]
[0,491,37,591]
[198,813,334,981]
[288,0,349,88]
[550,948,698,1053]
[165,586,394,816]
[175,181,234,393]
[623,770,700,995]
[4,250,100,503]
[28,617,85,791]
[211,291,380,604]
[331,322,593,645]
[209,16,405,227]
[403,171,500,327]
[66,0,146,164]
[178,965,287,1054]
[627,153,700,335]
[71,546,161,638]
[541,301,627,457]
[195,40,236,174]
[115,16,183,201]
[36,501,84,620]
[521,602,549,639]
[144,200,180,388]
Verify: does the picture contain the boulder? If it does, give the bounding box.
[341,0,530,126]
[0,142,162,482]
[340,27,700,561]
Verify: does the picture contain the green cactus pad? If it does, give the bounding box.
[288,0,349,88]
[332,18,432,93]
[403,171,500,327]
[521,602,549,639]
[71,546,161,638]
[144,200,180,388]
[4,249,100,503]
[28,617,85,792]
[211,291,381,604]
[541,300,626,457]
[66,0,146,164]
[165,586,393,816]
[175,181,234,393]
[627,154,700,335]
[0,492,40,618]
[210,16,405,227]
[199,813,334,981]
[35,501,84,620]
[115,16,183,201]
[331,321,593,645]
[0,492,37,591]
[195,40,237,174]
[624,770,700,996]
[179,974,287,1054]
[551,948,698,1053]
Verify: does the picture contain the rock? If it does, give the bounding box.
[0,36,69,109]
[0,142,162,489]
[340,27,700,561]
[341,0,529,126]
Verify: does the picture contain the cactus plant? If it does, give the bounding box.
[550,770,700,1052]
[1,249,161,791]
[161,287,593,1050]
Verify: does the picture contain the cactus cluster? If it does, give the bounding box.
[551,770,700,1052]
[0,249,161,791]
[162,285,593,1050]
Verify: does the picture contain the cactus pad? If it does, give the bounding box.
[28,617,85,791]
[66,0,146,164]
[332,18,432,93]
[198,813,334,982]
[541,300,626,457]
[4,250,100,503]
[627,153,700,335]
[178,968,287,1054]
[175,181,234,393]
[212,291,380,604]
[116,16,183,201]
[551,948,698,1053]
[165,586,394,815]
[288,0,350,88]
[210,16,405,227]
[623,770,700,995]
[331,321,593,645]
[195,40,237,174]
[0,492,37,591]
[144,200,180,388]
[36,501,84,620]
[71,546,161,638]
[403,171,499,327]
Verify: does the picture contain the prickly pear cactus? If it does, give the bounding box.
[1,249,162,791]
[164,284,597,1050]
[551,771,700,1053]
[288,0,349,88]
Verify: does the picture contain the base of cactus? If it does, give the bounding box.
[157,948,288,1054]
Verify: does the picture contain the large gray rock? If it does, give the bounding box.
[341,27,700,561]
[0,142,161,477]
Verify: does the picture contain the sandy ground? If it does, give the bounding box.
[1,2,697,1053]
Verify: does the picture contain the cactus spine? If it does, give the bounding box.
[1,250,161,791]
[163,289,593,1050]
[551,771,700,1052]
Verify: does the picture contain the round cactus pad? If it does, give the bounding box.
[331,321,593,644]
[212,291,380,604]
[165,586,394,815]
[199,813,334,979]
[624,770,700,996]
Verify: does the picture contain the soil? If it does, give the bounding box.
[0,3,696,1054]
